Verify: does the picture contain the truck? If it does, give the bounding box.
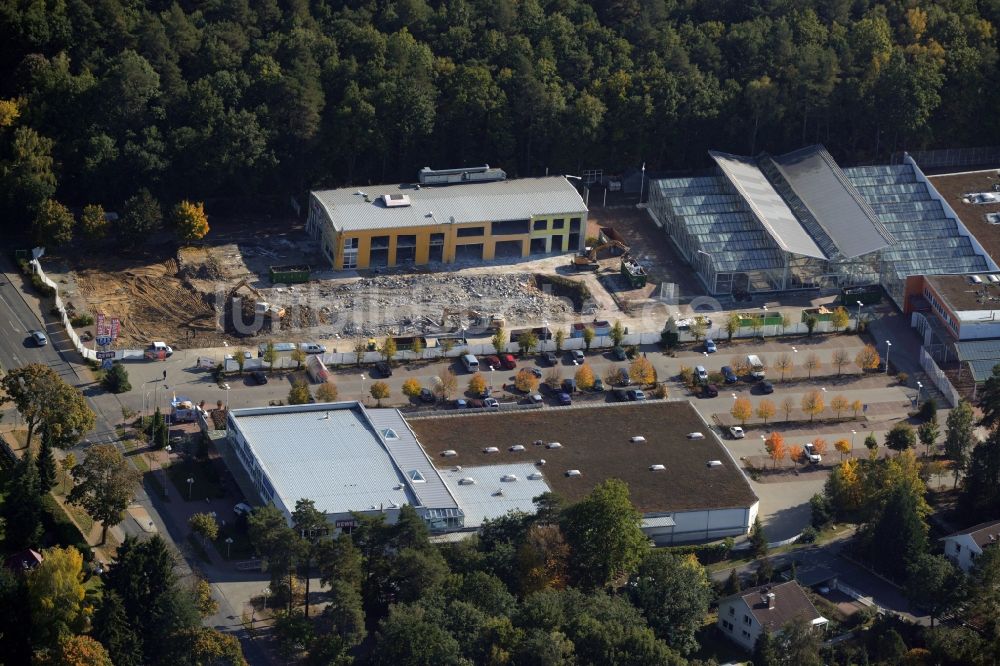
[145,342,173,360]
[257,342,297,357]
[746,354,766,380]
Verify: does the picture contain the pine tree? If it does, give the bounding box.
[2,451,43,550]
[36,435,57,493]
[749,516,768,557]
[960,434,1000,519]
[724,568,741,595]
[93,591,143,666]
[753,628,778,666]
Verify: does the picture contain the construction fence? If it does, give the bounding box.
[920,347,960,408]
[31,260,98,362]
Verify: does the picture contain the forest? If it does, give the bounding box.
[1,0,999,235]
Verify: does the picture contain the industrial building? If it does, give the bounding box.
[306,166,588,270]
[648,145,996,305]
[225,402,465,532]
[407,401,760,545]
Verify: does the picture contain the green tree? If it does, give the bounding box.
[27,546,87,647]
[120,188,162,246]
[554,329,566,353]
[292,498,328,619]
[171,199,209,241]
[492,328,507,355]
[33,198,74,246]
[960,433,1000,519]
[1,363,95,448]
[262,341,278,371]
[771,616,822,666]
[370,381,390,406]
[102,363,131,393]
[411,336,424,359]
[725,312,741,341]
[865,432,879,457]
[610,320,625,347]
[517,330,539,356]
[188,512,219,542]
[627,551,712,655]
[68,444,142,544]
[290,347,306,369]
[582,326,595,351]
[248,504,303,606]
[93,591,142,666]
[946,400,976,488]
[805,314,819,336]
[979,364,1000,430]
[2,450,43,550]
[918,419,939,457]
[905,553,960,627]
[864,482,929,578]
[689,316,707,342]
[965,544,1000,655]
[36,435,57,493]
[885,422,917,451]
[380,337,397,362]
[1,127,56,223]
[749,515,768,557]
[830,306,850,332]
[288,380,311,405]
[79,203,108,241]
[372,603,463,666]
[561,479,648,588]
[753,628,778,666]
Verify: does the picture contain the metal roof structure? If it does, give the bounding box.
[312,176,587,233]
[770,146,895,259]
[228,402,460,517]
[969,359,1000,382]
[440,463,552,529]
[956,339,1000,362]
[710,151,826,258]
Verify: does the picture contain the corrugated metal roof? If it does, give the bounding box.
[771,146,895,258]
[367,409,460,511]
[312,177,588,233]
[969,359,1000,382]
[710,151,826,258]
[641,515,677,528]
[440,463,552,528]
[956,339,1000,362]
[231,404,415,516]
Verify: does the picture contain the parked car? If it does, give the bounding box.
[695,365,708,382]
[528,367,543,378]
[250,371,268,385]
[233,502,253,517]
[729,426,745,439]
[557,392,572,405]
[298,343,326,354]
[702,383,719,398]
[483,398,500,409]
[627,389,646,401]
[613,388,629,402]
[614,368,630,386]
[468,399,485,408]
[562,378,577,393]
[500,354,517,370]
[529,394,543,405]
[759,380,774,394]
[419,388,435,403]
[541,351,558,366]
[570,350,585,363]
[804,442,822,464]
[592,378,605,392]
[454,399,469,409]
[705,339,717,353]
[484,355,501,369]
[722,365,738,384]
[374,361,392,378]
[30,330,47,346]
[611,346,627,361]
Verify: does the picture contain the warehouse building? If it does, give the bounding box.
[307,166,588,270]
[407,401,760,544]
[225,402,464,532]
[649,145,995,306]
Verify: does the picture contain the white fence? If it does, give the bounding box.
[31,260,98,361]
[833,581,880,610]
[920,347,960,407]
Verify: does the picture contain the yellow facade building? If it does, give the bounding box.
[306,167,588,270]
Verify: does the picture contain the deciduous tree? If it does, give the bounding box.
[290,347,306,369]
[725,312,741,341]
[514,368,539,393]
[774,353,793,381]
[68,444,141,544]
[379,337,397,362]
[831,306,850,332]
[120,188,162,246]
[189,512,219,542]
[811,438,827,457]
[33,198,74,246]
[629,356,656,385]
[835,438,851,460]
[804,353,821,378]
[79,203,108,241]
[610,320,625,347]
[288,380,311,405]
[517,330,538,356]
[789,444,804,466]
[946,400,976,488]
[757,399,776,425]
[627,551,711,655]
[315,382,338,402]
[27,546,87,647]
[582,326,595,351]
[436,370,457,400]
[468,372,486,396]
[765,432,786,468]
[370,381,390,406]
[171,200,209,241]
[492,328,506,355]
[801,390,825,421]
[1,363,95,448]
[575,364,595,390]
[852,399,863,418]
[918,419,939,457]
[856,344,880,372]
[401,378,422,398]
[885,422,917,451]
[50,635,114,666]
[731,397,752,426]
[830,395,849,418]
[832,349,850,375]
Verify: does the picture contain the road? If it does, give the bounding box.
[0,260,271,665]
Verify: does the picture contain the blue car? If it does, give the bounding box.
[722,365,737,383]
[557,392,572,406]
[705,339,717,353]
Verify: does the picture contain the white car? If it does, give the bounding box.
[729,426,745,439]
[803,442,822,464]
[233,502,253,517]
[299,343,327,354]
[483,398,499,409]
[695,365,708,381]
[687,432,705,440]
[571,350,585,363]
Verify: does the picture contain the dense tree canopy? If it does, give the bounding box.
[0,0,998,233]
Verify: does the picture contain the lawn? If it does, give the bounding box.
[59,499,95,537]
[165,457,226,501]
[121,436,151,473]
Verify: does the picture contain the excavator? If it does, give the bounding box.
[227,278,285,321]
[571,239,631,270]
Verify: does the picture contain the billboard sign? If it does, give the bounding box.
[95,336,112,347]
[110,318,121,340]
[96,351,115,360]
[96,313,108,336]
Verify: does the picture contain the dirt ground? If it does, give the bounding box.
[928,169,1000,264]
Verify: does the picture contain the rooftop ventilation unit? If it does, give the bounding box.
[527,472,544,480]
[441,450,458,457]
[483,447,500,454]
[565,469,582,477]
[630,436,647,443]
[706,460,723,467]
[381,193,411,207]
[971,275,984,284]
[990,275,1000,284]
[501,474,518,482]
[418,165,507,185]
[546,442,563,449]
[458,478,476,485]
[493,489,504,497]
[649,464,666,471]
[509,444,525,452]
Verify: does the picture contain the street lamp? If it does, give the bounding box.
[856,300,863,328]
[917,381,924,402]
[885,340,892,374]
[222,384,230,410]
[186,477,194,500]
[851,429,857,448]
[565,175,590,206]
[489,365,495,394]
[638,162,646,204]
[225,537,234,559]
[263,587,270,610]
[360,374,366,405]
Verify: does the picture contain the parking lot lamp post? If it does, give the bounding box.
[263,587,270,610]
[885,340,892,374]
[140,381,154,420]
[856,300,864,328]
[225,537,233,559]
[489,365,495,392]
[851,429,857,448]
[223,385,230,410]
[917,381,923,403]
[360,375,366,405]
[186,477,194,500]
[760,434,767,455]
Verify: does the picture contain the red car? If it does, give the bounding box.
[500,353,517,370]
[484,355,501,369]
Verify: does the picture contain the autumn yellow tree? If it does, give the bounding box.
[515,369,539,393]
[801,390,825,421]
[835,438,851,460]
[852,399,863,418]
[0,98,20,127]
[575,364,595,390]
[629,356,656,385]
[436,370,458,400]
[756,399,776,425]
[788,445,804,466]
[51,635,114,666]
[731,397,753,426]
[830,395,849,419]
[172,200,210,241]
[79,203,108,241]
[402,378,422,398]
[28,546,87,647]
[832,349,850,375]
[315,382,338,402]
[517,524,570,595]
[831,306,850,332]
[804,353,821,378]
[370,381,390,406]
[468,372,487,396]
[855,344,880,372]
[774,353,793,382]
[828,458,864,516]
[765,432,786,469]
[811,438,827,456]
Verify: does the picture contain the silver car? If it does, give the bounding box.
[30,330,47,346]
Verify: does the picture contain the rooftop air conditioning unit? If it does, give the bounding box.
[501,474,518,482]
[971,275,984,284]
[707,460,723,467]
[509,444,525,452]
[458,478,476,485]
[527,472,544,480]
[441,450,457,457]
[649,464,666,471]
[546,442,563,449]
[630,436,647,443]
[483,447,500,454]
[565,469,582,477]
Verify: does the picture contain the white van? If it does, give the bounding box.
[462,354,480,372]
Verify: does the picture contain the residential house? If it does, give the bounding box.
[717,581,828,651]
[942,520,1000,572]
